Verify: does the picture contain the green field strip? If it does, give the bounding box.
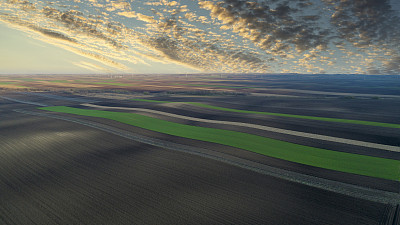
[10,78,38,81]
[40,106,400,181]
[47,80,74,83]
[0,82,16,85]
[0,82,29,88]
[130,99,400,129]
[73,80,87,83]
[188,103,400,129]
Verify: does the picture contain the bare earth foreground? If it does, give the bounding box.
[0,74,399,224]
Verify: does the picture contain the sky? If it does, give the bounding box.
[0,0,400,75]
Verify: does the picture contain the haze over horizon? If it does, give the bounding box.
[1,0,400,75]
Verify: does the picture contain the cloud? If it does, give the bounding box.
[199,0,332,56]
[0,12,128,71]
[382,55,400,74]
[0,13,77,43]
[73,61,111,72]
[117,11,156,23]
[140,12,270,73]
[327,0,399,46]
[324,0,400,73]
[41,6,126,49]
[1,0,399,74]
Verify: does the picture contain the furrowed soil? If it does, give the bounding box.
[0,95,396,224]
[44,104,400,192]
[1,76,399,225]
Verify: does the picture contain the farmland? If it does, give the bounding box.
[0,74,400,224]
[131,99,400,129]
[40,106,400,181]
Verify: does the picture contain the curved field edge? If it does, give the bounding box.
[130,99,400,129]
[39,106,400,181]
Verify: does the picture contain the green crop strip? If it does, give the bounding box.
[0,82,15,85]
[11,78,38,81]
[40,106,400,181]
[0,82,29,88]
[188,103,400,129]
[130,99,400,129]
[47,80,74,83]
